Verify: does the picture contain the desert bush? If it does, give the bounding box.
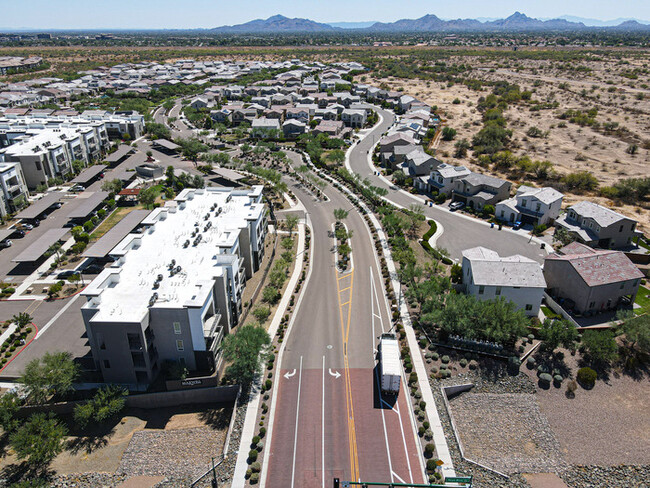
[577,367,597,389]
[441,355,450,364]
[538,373,552,387]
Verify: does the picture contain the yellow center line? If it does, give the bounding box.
[335,266,359,481]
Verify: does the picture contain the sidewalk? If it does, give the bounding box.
[232,221,307,488]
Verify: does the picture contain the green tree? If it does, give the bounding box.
[146,122,172,140]
[12,312,32,329]
[138,187,158,209]
[21,352,80,404]
[393,169,407,186]
[581,329,618,366]
[10,413,67,466]
[539,319,578,352]
[284,214,299,237]
[333,208,349,223]
[73,385,128,428]
[72,159,85,174]
[561,171,599,192]
[221,323,271,387]
[454,139,470,158]
[620,315,650,354]
[327,149,346,164]
[441,127,457,141]
[407,204,425,239]
[0,392,21,433]
[101,178,123,195]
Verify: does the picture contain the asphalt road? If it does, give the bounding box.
[347,107,548,264]
[265,153,424,487]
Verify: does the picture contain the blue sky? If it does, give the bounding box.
[4,0,650,29]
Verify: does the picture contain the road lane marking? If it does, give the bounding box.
[284,369,296,379]
[290,356,303,488]
[393,392,414,483]
[328,369,341,379]
[335,267,359,481]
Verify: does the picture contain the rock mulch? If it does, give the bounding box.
[560,465,650,488]
[117,427,225,483]
[449,392,564,475]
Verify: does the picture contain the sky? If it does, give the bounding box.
[3,0,650,30]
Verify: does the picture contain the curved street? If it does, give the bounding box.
[347,107,548,263]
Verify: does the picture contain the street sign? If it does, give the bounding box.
[435,459,444,466]
[445,477,472,483]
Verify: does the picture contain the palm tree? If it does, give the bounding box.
[333,208,349,223]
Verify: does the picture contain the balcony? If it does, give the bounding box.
[202,312,222,338]
[205,325,224,353]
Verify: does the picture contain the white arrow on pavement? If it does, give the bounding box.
[284,369,296,380]
[329,369,341,379]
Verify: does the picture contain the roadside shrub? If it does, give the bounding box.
[264,379,272,390]
[408,372,418,385]
[249,472,259,484]
[441,355,450,364]
[430,366,438,373]
[424,443,435,457]
[577,367,597,389]
[566,380,578,398]
[258,427,266,438]
[553,375,563,387]
[250,461,261,473]
[459,358,468,367]
[468,360,478,370]
[426,459,438,471]
[252,435,260,446]
[248,449,258,462]
[420,400,426,410]
[538,373,552,388]
[431,352,439,361]
[526,357,536,369]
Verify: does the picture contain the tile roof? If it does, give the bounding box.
[569,201,631,228]
[463,246,546,288]
[545,245,644,286]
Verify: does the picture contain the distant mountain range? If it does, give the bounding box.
[211,12,650,33]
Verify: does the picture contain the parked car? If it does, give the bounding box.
[449,201,465,211]
[57,270,80,279]
[0,239,12,249]
[11,229,25,238]
[50,202,63,209]
[18,223,33,231]
[70,184,85,193]
[23,218,39,227]
[83,264,105,274]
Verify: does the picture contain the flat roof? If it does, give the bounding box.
[12,227,68,262]
[108,153,146,182]
[211,167,245,182]
[83,187,265,323]
[153,139,180,151]
[70,165,105,184]
[14,192,64,220]
[65,191,110,220]
[83,209,150,258]
[0,228,14,242]
[104,144,133,163]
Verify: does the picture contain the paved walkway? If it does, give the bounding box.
[0,323,17,347]
[523,473,570,488]
[232,221,307,488]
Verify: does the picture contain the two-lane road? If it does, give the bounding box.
[348,107,547,263]
[264,156,424,487]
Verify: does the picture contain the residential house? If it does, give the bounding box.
[451,172,511,210]
[462,246,546,316]
[404,148,440,177]
[543,242,644,314]
[282,119,306,139]
[341,109,367,129]
[231,108,257,126]
[251,118,281,138]
[554,201,641,249]
[285,107,310,122]
[496,186,563,226]
[313,120,344,137]
[189,96,209,110]
[379,133,416,154]
[427,163,471,196]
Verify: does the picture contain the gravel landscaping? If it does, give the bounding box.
[449,392,564,474]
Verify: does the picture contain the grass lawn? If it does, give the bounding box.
[89,206,143,241]
[541,306,560,319]
[634,285,650,315]
[635,236,650,252]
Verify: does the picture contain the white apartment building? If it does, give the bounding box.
[0,162,28,217]
[496,185,563,227]
[81,186,267,386]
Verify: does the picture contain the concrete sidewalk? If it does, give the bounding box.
[232,221,307,488]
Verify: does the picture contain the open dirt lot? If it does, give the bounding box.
[365,50,650,231]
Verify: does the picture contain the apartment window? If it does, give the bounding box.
[478,286,485,295]
[589,301,596,309]
[535,203,541,212]
[620,283,625,289]
[173,322,182,335]
[176,340,184,351]
[521,199,527,208]
[525,304,533,311]
[35,161,42,171]
[500,210,505,218]
[619,225,624,232]
[495,287,502,296]
[103,360,110,369]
